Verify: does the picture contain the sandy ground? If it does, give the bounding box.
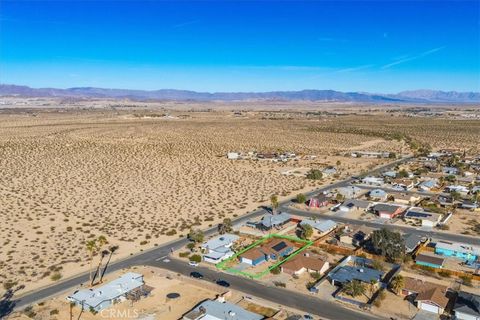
[8,265,321,320]
[0,109,401,295]
[7,266,230,320]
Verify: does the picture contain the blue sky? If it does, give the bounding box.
[0,1,479,92]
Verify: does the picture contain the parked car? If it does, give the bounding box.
[215,280,230,287]
[188,261,199,267]
[190,271,203,279]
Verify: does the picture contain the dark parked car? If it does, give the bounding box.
[215,280,230,287]
[190,271,203,279]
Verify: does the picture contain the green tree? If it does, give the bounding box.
[371,228,405,262]
[306,169,323,180]
[389,275,405,295]
[270,266,281,275]
[298,223,313,240]
[188,229,205,243]
[189,254,202,263]
[296,193,307,204]
[270,194,279,213]
[343,280,366,298]
[218,218,233,234]
[398,169,409,178]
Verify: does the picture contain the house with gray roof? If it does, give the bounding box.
[258,212,291,230]
[202,234,239,264]
[403,233,426,253]
[300,219,337,235]
[369,189,388,201]
[327,256,384,286]
[454,291,480,320]
[182,299,264,320]
[67,272,148,312]
[339,199,370,212]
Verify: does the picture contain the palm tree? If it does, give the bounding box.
[270,194,279,213]
[86,239,97,287]
[91,236,108,286]
[91,249,109,286]
[389,275,405,295]
[343,280,366,298]
[99,245,119,283]
[69,301,75,320]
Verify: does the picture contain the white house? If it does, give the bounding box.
[202,234,239,264]
[227,152,240,160]
[67,272,147,312]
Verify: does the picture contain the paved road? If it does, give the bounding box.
[284,206,480,245]
[147,258,381,320]
[10,156,410,313]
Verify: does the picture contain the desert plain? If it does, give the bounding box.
[0,100,479,295]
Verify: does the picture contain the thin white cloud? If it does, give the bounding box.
[172,20,200,29]
[382,46,446,69]
[334,64,375,73]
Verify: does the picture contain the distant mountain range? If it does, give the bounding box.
[1,84,479,103]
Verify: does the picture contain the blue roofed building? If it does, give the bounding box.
[182,299,264,320]
[327,256,385,286]
[434,241,480,262]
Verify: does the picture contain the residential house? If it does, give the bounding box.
[403,233,426,254]
[238,248,267,266]
[202,234,239,264]
[182,299,264,320]
[239,238,295,266]
[253,212,291,230]
[415,286,450,315]
[337,186,363,199]
[404,209,442,228]
[369,189,388,201]
[339,199,370,212]
[461,200,479,211]
[382,171,397,178]
[308,194,330,208]
[67,272,150,312]
[443,166,459,175]
[338,225,374,247]
[300,219,337,236]
[415,253,445,269]
[392,178,415,191]
[281,252,330,276]
[435,241,480,262]
[227,152,240,160]
[391,193,422,206]
[453,291,480,320]
[435,195,455,207]
[361,176,384,186]
[446,185,470,194]
[371,203,405,219]
[401,277,449,314]
[351,151,390,158]
[418,180,438,191]
[322,167,337,176]
[328,263,384,286]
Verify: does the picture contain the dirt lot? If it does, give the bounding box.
[0,109,401,294]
